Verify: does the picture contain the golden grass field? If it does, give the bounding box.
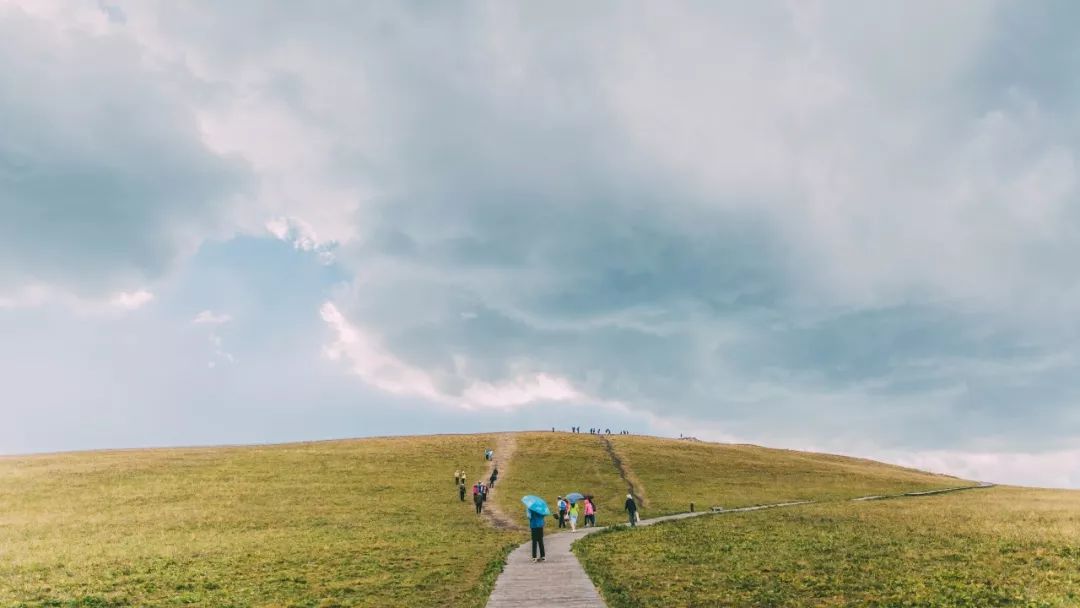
[576,486,1080,607]
[0,435,516,608]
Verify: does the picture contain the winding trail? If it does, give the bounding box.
[598,435,647,509]
[480,433,520,530]
[485,480,995,608]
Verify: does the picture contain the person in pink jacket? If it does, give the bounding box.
[583,497,596,527]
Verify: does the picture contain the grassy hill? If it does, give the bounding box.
[605,434,964,516]
[0,430,1019,607]
[576,486,1080,607]
[0,435,516,608]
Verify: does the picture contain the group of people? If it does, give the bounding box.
[554,495,596,531]
[563,427,631,435]
[526,492,641,563]
[453,447,644,565]
[455,463,499,514]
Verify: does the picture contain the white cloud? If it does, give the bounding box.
[109,290,155,310]
[884,447,1080,489]
[266,217,337,264]
[321,301,589,409]
[191,310,232,325]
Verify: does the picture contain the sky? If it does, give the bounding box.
[3,1,1080,488]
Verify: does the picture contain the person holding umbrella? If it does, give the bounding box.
[521,496,549,562]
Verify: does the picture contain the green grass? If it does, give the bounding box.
[493,432,628,529]
[0,435,517,608]
[576,486,1080,607]
[607,434,966,515]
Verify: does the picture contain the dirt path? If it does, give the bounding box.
[480,433,520,530]
[599,435,647,508]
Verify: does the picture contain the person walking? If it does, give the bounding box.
[454,469,461,484]
[489,466,498,489]
[458,479,466,502]
[568,500,580,532]
[527,506,546,562]
[624,494,638,527]
[473,481,484,514]
[583,497,596,527]
[556,496,568,528]
[479,480,488,505]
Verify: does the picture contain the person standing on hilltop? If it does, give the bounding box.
[624,494,638,527]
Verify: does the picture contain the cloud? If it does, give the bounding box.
[6,1,1080,487]
[0,3,246,298]
[266,217,337,264]
[321,302,590,409]
[192,310,232,325]
[109,290,155,310]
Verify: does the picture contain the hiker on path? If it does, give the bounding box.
[624,494,638,527]
[583,497,596,527]
[568,500,580,531]
[556,496,568,528]
[458,479,467,502]
[454,469,461,484]
[473,481,484,514]
[489,466,498,488]
[527,505,546,562]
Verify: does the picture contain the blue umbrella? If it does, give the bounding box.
[566,492,585,504]
[521,495,551,516]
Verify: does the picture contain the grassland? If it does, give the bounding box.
[493,432,628,529]
[0,435,516,608]
[606,434,965,515]
[576,486,1080,607]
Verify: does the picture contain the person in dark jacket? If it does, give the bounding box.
[527,508,546,561]
[458,480,466,502]
[624,493,638,527]
[473,482,484,514]
[556,496,568,528]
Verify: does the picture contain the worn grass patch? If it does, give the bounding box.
[0,435,517,607]
[576,486,1080,607]
[493,432,627,529]
[607,434,966,515]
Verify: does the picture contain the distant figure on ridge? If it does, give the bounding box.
[624,494,638,527]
